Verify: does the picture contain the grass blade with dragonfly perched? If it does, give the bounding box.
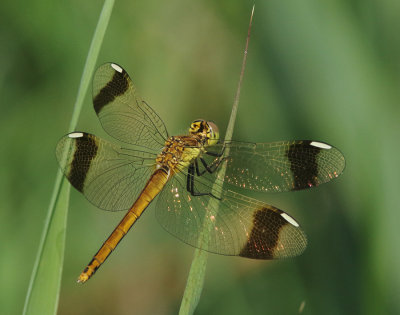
[179,5,255,315]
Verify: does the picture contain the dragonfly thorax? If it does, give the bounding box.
[156,136,203,174]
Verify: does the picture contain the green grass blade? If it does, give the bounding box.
[23,1,115,314]
[23,181,70,315]
[179,6,255,315]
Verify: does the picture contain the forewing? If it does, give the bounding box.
[156,173,307,259]
[56,132,156,211]
[206,140,345,193]
[92,63,168,150]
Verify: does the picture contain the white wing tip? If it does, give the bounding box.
[280,213,299,227]
[111,63,123,73]
[310,141,332,150]
[68,132,84,138]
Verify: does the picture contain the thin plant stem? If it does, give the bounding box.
[22,1,115,314]
[179,6,255,315]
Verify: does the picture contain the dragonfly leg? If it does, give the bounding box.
[186,164,194,192]
[205,151,223,157]
[195,149,227,176]
[205,143,226,157]
[187,163,221,200]
[198,156,227,175]
[196,144,227,174]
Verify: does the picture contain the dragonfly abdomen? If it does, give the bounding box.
[77,168,169,283]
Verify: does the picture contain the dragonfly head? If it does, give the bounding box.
[189,119,219,146]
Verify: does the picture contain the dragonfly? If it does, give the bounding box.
[56,63,345,283]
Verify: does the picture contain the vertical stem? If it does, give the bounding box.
[23,1,115,314]
[225,4,255,142]
[179,6,255,315]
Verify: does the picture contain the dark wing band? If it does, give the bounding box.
[56,132,156,211]
[156,172,307,259]
[205,140,345,193]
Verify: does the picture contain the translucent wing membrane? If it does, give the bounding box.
[156,172,307,259]
[206,140,345,193]
[155,139,343,258]
[55,62,347,278]
[56,132,157,211]
[92,63,168,150]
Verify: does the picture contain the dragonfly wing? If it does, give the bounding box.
[56,132,156,211]
[92,63,168,150]
[156,173,307,259]
[205,140,345,193]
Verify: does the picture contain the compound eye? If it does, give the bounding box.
[206,121,219,146]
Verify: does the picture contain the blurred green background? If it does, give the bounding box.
[1,0,399,314]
